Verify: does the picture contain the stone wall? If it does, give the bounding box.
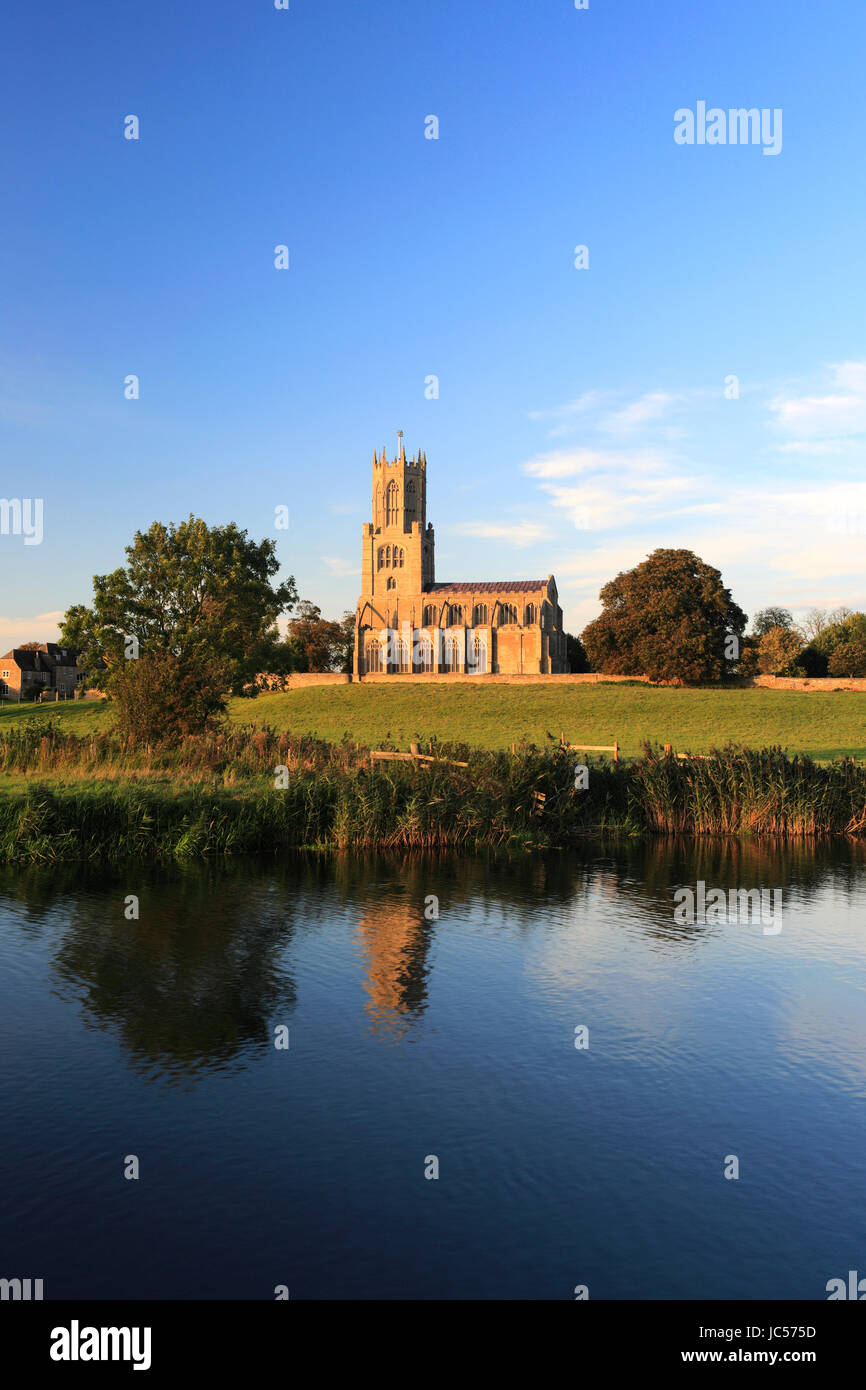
[752,674,866,692]
[254,672,351,691]
[358,672,651,685]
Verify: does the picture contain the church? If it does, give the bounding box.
[353,440,567,677]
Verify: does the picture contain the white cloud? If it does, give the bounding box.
[523,447,701,529]
[450,521,552,547]
[321,556,360,576]
[769,360,866,438]
[599,391,678,434]
[528,391,610,423]
[0,611,63,652]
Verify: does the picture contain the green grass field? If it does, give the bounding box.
[3,682,865,760]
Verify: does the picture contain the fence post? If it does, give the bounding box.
[613,740,619,763]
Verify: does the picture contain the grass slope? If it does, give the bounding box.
[2,682,866,760]
[231,684,866,762]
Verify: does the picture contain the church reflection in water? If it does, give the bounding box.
[355,893,434,1040]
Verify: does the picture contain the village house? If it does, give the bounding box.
[0,643,86,703]
[354,441,567,677]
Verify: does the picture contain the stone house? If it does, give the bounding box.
[0,644,86,702]
[354,443,567,676]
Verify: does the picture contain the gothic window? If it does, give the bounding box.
[398,548,404,568]
[471,632,487,674]
[525,603,537,625]
[398,639,411,673]
[377,547,385,570]
[443,636,460,671]
[422,605,436,627]
[473,603,488,626]
[386,481,399,525]
[385,545,391,567]
[387,576,396,590]
[448,604,463,626]
[499,603,517,625]
[365,642,383,674]
[416,635,433,672]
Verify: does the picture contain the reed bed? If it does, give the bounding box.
[0,722,864,861]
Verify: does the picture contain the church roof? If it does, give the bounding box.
[426,580,546,594]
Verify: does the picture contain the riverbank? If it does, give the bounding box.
[1,723,865,860]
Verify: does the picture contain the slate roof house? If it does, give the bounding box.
[0,644,86,703]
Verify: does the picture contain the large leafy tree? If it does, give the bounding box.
[751,606,794,638]
[60,516,296,739]
[756,625,803,675]
[285,601,355,673]
[798,610,866,677]
[581,548,747,684]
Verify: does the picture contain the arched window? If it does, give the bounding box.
[398,638,411,672]
[386,481,399,525]
[473,603,488,626]
[416,634,433,672]
[377,547,385,570]
[365,641,383,674]
[398,548,404,568]
[448,604,463,626]
[422,605,436,627]
[525,603,537,625]
[443,636,460,671]
[499,603,516,625]
[384,545,391,567]
[386,576,396,589]
[471,632,487,674]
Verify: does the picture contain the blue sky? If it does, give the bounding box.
[2,0,866,649]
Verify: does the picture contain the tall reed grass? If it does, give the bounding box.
[0,722,864,861]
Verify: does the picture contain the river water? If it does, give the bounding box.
[1,842,864,1300]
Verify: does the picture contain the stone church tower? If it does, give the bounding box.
[360,435,435,602]
[353,440,567,677]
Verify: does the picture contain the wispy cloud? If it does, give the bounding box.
[321,556,360,576]
[523,447,701,529]
[769,360,866,439]
[598,391,679,434]
[450,521,553,547]
[0,610,63,651]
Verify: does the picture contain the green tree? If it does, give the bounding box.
[756,625,803,675]
[565,633,591,673]
[751,606,794,638]
[827,636,866,677]
[580,548,747,684]
[285,601,350,672]
[60,516,296,741]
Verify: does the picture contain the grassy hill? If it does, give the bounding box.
[2,682,866,760]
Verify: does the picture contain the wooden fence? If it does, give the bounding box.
[369,743,469,770]
[559,732,620,762]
